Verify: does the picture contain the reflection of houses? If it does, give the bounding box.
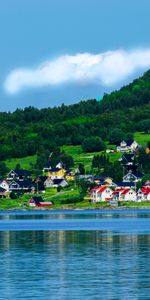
[117,140,139,153]
[9,179,35,193]
[90,186,113,202]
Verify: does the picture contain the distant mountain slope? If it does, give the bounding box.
[0,70,150,161]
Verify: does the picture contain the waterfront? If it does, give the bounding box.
[0,210,150,299]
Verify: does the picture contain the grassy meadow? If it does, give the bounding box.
[3,132,150,173]
[4,155,37,171]
[134,132,150,146]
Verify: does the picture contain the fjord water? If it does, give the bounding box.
[0,210,150,299]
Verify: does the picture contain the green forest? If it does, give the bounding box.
[0,69,150,173]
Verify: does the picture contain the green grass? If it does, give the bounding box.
[4,155,37,171]
[120,201,150,208]
[134,132,150,146]
[2,187,150,210]
[61,145,121,171]
[43,187,80,204]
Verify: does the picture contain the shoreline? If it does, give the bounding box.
[1,206,150,213]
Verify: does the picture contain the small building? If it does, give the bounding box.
[93,176,113,185]
[123,170,143,183]
[117,140,139,153]
[65,170,75,181]
[29,197,53,207]
[0,180,9,192]
[7,169,31,181]
[44,178,68,188]
[9,179,35,193]
[119,153,135,165]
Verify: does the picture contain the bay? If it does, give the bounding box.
[0,209,150,299]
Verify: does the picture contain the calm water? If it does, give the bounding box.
[0,210,150,299]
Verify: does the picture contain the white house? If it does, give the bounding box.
[117,140,129,152]
[44,178,68,188]
[119,188,137,201]
[0,180,9,192]
[90,186,113,203]
[123,170,143,183]
[111,187,137,201]
[137,188,150,201]
[117,140,139,153]
[130,141,140,152]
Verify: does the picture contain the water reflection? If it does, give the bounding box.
[0,230,150,299]
[0,214,150,299]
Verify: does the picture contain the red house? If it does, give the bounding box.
[29,197,53,207]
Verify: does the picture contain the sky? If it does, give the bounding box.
[1,0,150,111]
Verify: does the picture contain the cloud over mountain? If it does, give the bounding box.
[4,48,150,94]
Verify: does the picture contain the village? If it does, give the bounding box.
[0,138,150,208]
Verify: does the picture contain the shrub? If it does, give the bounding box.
[82,136,106,152]
[9,192,18,199]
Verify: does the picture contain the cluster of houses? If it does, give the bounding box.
[0,169,34,198]
[0,138,150,206]
[0,162,78,198]
[90,180,150,203]
[89,149,149,203]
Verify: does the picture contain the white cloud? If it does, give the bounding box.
[4,48,150,94]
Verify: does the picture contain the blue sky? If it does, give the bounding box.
[1,0,150,111]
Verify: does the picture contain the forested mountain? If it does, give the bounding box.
[0,70,150,161]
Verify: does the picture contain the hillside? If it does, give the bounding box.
[0,69,150,168]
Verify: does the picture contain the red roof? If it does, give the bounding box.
[112,188,131,195]
[97,186,109,194]
[121,189,130,195]
[89,186,103,193]
[140,188,150,195]
[112,188,124,195]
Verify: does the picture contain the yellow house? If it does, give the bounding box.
[65,174,75,181]
[48,168,66,178]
